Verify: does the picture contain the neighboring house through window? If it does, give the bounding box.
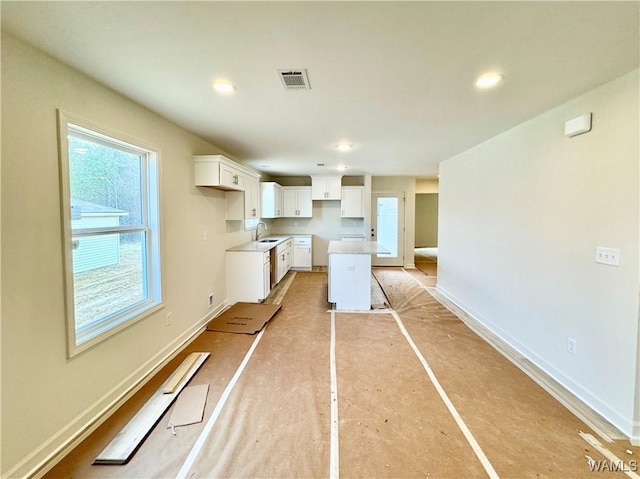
[57,111,162,357]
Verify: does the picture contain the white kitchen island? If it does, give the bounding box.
[327,240,387,311]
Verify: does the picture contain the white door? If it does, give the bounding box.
[371,192,405,266]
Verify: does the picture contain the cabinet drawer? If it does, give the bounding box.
[293,237,311,246]
[275,239,292,255]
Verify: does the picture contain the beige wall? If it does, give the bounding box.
[438,69,640,438]
[1,33,253,477]
[415,194,438,247]
[415,178,439,194]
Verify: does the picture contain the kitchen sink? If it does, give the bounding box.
[258,238,278,243]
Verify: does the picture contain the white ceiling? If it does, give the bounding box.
[2,1,638,178]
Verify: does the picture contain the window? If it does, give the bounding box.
[58,111,162,356]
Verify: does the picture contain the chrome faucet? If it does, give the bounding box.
[255,221,268,241]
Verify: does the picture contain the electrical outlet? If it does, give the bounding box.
[595,247,620,266]
[166,312,172,327]
[208,293,214,307]
[567,337,577,355]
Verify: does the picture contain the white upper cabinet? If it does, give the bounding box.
[260,182,283,218]
[244,176,260,220]
[341,186,365,218]
[194,155,260,221]
[311,176,342,200]
[194,155,256,191]
[282,186,312,217]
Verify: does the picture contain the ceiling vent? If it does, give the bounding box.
[277,69,311,90]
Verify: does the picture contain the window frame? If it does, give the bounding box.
[57,110,163,357]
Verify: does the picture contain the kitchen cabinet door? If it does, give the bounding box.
[312,176,342,200]
[296,187,313,217]
[282,187,312,217]
[293,244,312,269]
[220,163,245,190]
[244,176,260,220]
[282,188,298,217]
[260,182,282,218]
[341,186,364,218]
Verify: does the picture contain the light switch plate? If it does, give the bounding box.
[595,247,620,266]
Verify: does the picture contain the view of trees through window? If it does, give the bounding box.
[68,134,146,332]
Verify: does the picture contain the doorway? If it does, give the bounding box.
[415,193,438,276]
[371,192,405,266]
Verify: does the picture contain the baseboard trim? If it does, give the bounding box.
[430,286,629,443]
[7,302,226,479]
[633,421,640,446]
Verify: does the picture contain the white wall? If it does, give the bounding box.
[1,33,252,477]
[438,70,639,437]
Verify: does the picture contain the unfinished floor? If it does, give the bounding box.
[44,269,639,479]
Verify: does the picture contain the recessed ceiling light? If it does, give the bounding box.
[475,73,504,89]
[337,164,348,171]
[336,143,353,152]
[212,81,237,94]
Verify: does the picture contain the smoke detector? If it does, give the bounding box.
[277,69,311,90]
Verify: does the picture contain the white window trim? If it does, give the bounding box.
[57,110,163,357]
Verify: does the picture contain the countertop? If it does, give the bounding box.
[327,240,389,255]
[227,235,292,253]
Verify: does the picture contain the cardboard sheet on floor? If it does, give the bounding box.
[167,384,209,428]
[206,302,282,334]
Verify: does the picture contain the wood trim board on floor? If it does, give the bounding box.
[93,352,210,465]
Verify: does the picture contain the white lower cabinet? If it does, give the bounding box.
[273,238,292,284]
[227,250,271,303]
[292,236,312,270]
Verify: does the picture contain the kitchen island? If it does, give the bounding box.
[327,240,387,311]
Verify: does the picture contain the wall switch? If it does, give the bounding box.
[208,293,214,307]
[595,247,620,266]
[567,337,577,355]
[166,312,172,327]
[202,230,208,241]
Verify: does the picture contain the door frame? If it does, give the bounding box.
[371,191,405,266]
